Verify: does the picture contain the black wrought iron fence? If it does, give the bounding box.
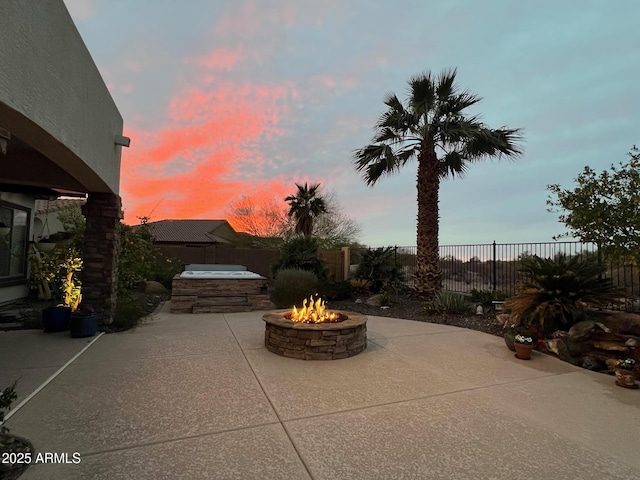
[350,241,639,303]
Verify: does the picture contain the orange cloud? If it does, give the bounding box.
[120,79,295,224]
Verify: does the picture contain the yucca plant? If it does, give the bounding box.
[504,254,623,333]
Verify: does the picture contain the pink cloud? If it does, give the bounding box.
[120,78,295,223]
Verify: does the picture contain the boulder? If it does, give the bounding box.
[366,294,383,307]
[543,338,576,364]
[581,355,604,371]
[568,321,609,341]
[592,341,629,354]
[143,281,168,293]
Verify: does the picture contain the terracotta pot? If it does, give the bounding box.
[514,342,533,360]
[614,368,638,389]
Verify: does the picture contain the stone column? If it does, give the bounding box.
[81,193,122,324]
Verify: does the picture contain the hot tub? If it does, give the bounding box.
[179,270,265,279]
[171,269,272,313]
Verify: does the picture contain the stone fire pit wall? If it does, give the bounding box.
[263,310,367,360]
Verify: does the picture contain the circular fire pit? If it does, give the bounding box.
[263,310,367,360]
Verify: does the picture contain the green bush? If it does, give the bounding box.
[354,247,404,293]
[425,291,469,314]
[271,236,329,280]
[111,291,148,331]
[271,269,319,308]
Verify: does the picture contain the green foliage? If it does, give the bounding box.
[111,291,148,331]
[354,247,404,293]
[470,288,506,306]
[117,221,155,293]
[29,245,82,309]
[547,145,640,264]
[271,269,320,308]
[284,182,327,237]
[424,291,470,314]
[117,218,180,293]
[56,203,86,247]
[271,236,329,280]
[0,380,18,428]
[504,254,623,333]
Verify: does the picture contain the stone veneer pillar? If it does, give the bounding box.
[81,192,122,324]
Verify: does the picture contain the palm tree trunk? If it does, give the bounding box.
[415,144,442,299]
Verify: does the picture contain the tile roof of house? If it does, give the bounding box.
[146,219,234,244]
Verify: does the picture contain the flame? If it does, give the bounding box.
[290,296,340,323]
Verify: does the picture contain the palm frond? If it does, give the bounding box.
[435,67,458,101]
[408,71,436,117]
[464,127,524,159]
[438,151,468,179]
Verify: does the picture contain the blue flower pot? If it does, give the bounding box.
[42,306,71,332]
[70,313,98,338]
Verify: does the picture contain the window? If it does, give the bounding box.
[0,201,29,284]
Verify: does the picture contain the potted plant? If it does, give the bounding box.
[613,358,637,389]
[41,249,82,333]
[506,323,538,360]
[70,304,98,338]
[34,236,56,252]
[0,380,35,479]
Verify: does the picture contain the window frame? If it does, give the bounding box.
[0,200,31,287]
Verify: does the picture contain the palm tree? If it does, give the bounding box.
[353,68,523,298]
[285,183,327,237]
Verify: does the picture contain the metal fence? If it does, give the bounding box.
[350,241,639,300]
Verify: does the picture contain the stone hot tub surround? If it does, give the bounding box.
[263,310,367,360]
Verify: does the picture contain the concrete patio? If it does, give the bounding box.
[1,303,639,479]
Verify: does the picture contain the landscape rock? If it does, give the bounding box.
[143,281,168,293]
[581,355,603,371]
[543,338,576,364]
[568,321,609,341]
[366,294,383,307]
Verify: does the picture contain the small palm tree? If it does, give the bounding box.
[285,183,327,237]
[353,68,523,298]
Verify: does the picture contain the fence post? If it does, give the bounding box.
[492,240,497,292]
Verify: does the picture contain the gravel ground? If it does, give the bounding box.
[328,296,505,338]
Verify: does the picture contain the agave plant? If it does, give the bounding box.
[504,254,622,332]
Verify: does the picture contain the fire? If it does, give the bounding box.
[290,296,340,324]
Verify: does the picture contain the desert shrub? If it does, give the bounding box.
[504,254,623,333]
[354,247,404,293]
[425,291,469,314]
[271,269,319,308]
[271,236,329,280]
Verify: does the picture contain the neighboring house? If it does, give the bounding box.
[147,219,280,276]
[0,1,127,323]
[147,219,242,247]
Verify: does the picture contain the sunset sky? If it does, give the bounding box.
[63,0,640,247]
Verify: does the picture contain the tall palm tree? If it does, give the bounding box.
[353,68,523,298]
[285,182,327,237]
